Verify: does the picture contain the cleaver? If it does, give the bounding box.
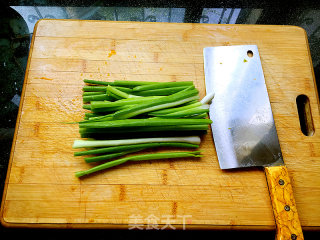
[204,45,303,240]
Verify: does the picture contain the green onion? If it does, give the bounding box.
[113,80,159,87]
[83,92,103,96]
[106,91,122,100]
[188,113,208,119]
[106,85,139,99]
[133,81,194,92]
[90,105,130,113]
[134,86,190,96]
[150,102,202,116]
[113,96,199,119]
[114,86,133,93]
[79,118,212,129]
[200,92,215,104]
[84,79,115,86]
[83,86,107,92]
[83,94,112,102]
[75,80,213,178]
[113,88,199,119]
[83,105,91,110]
[76,158,128,177]
[73,136,201,148]
[74,142,199,156]
[107,85,129,99]
[79,124,208,134]
[80,114,114,123]
[84,113,103,118]
[90,96,162,111]
[84,148,146,163]
[154,105,209,118]
[75,151,201,177]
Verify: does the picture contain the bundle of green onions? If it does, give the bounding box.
[73,79,213,177]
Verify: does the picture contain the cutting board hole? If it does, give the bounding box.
[296,94,315,136]
[247,50,253,57]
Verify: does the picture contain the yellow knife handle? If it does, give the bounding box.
[264,166,304,240]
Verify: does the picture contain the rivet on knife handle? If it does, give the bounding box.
[265,166,304,240]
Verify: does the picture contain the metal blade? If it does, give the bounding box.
[203,45,284,169]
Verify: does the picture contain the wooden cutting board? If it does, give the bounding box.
[1,19,320,230]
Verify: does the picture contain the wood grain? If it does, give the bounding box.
[1,20,320,229]
[265,166,304,240]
